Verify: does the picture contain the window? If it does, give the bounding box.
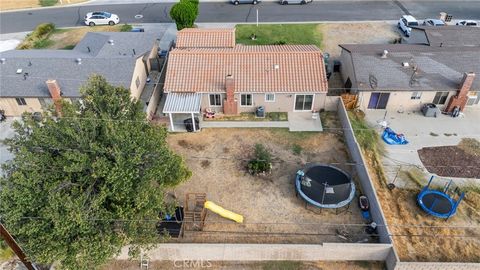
[135,77,140,88]
[209,94,222,106]
[411,91,422,100]
[432,92,449,105]
[265,93,275,102]
[16,98,27,106]
[241,94,253,106]
[294,94,314,111]
[367,92,390,109]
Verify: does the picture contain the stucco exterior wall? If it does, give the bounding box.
[0,98,43,116]
[357,90,459,112]
[130,57,148,100]
[201,93,327,114]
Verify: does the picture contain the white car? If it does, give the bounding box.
[456,20,478,26]
[84,12,120,26]
[423,19,446,26]
[398,15,419,37]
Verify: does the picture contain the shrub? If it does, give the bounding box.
[17,23,55,49]
[247,144,272,175]
[292,144,302,155]
[170,0,198,30]
[120,24,133,32]
[273,40,286,45]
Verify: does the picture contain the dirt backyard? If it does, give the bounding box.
[363,141,480,262]
[166,126,370,244]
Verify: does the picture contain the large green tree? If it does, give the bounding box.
[0,75,191,269]
[170,0,199,30]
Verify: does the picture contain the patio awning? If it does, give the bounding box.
[163,93,202,114]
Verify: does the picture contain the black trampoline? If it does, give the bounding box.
[295,164,355,208]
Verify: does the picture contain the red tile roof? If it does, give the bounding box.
[176,28,236,48]
[164,45,328,93]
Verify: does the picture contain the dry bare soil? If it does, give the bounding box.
[364,150,480,262]
[166,127,369,244]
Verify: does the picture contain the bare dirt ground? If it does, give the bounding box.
[101,260,385,270]
[0,0,87,11]
[363,147,480,262]
[320,23,401,58]
[166,126,370,244]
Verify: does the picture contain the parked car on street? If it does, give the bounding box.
[280,0,312,4]
[231,0,260,5]
[84,12,120,26]
[456,20,478,26]
[398,15,419,37]
[423,19,446,26]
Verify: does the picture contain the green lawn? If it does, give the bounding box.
[236,24,322,48]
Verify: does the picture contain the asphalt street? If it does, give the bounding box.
[1,1,480,33]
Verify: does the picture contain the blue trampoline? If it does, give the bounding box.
[295,164,355,209]
[417,176,465,219]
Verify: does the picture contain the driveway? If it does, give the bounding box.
[364,107,480,187]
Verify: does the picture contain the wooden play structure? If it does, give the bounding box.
[183,193,207,233]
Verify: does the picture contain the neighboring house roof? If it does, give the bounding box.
[339,44,480,91]
[409,26,480,47]
[175,28,236,48]
[0,31,162,98]
[164,45,328,93]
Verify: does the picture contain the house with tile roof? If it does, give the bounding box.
[339,41,479,113]
[162,28,328,131]
[0,31,165,118]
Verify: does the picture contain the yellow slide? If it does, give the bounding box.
[204,201,244,223]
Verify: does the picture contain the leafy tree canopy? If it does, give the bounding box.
[0,75,191,269]
[170,0,199,30]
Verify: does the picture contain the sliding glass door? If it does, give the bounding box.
[295,94,314,111]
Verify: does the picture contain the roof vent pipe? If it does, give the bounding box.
[76,58,82,65]
[381,50,389,58]
[108,39,114,45]
[0,58,6,64]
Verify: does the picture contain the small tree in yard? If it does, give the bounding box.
[247,144,272,175]
[170,0,199,30]
[0,75,191,269]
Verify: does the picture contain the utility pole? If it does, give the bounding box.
[0,222,38,270]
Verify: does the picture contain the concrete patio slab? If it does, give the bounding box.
[201,121,289,129]
[364,108,480,187]
[288,112,323,132]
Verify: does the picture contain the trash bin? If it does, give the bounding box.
[256,106,265,118]
[421,103,440,117]
[184,117,199,132]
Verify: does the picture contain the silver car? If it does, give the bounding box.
[280,0,312,4]
[231,0,260,5]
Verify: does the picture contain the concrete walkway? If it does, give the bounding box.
[117,243,392,261]
[201,121,289,128]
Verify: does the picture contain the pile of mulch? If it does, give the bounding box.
[418,146,480,179]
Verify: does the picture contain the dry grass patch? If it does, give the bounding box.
[321,22,400,57]
[47,25,125,49]
[1,0,87,11]
[350,113,480,262]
